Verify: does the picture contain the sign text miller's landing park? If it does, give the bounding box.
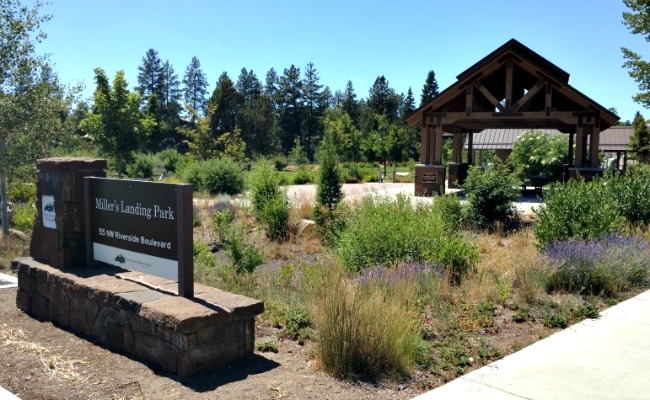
[84,177,193,297]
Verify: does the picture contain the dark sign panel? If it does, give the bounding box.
[85,178,193,297]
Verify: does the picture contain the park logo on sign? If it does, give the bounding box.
[42,195,56,229]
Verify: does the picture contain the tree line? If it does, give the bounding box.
[80,48,441,174]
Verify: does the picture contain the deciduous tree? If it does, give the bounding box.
[80,69,153,177]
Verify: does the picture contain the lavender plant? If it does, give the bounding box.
[543,235,649,296]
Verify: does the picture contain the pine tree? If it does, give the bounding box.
[239,94,280,156]
[182,56,208,116]
[208,72,243,137]
[160,60,182,122]
[420,70,439,106]
[368,76,400,120]
[236,68,262,103]
[264,67,280,110]
[278,65,303,154]
[302,62,323,160]
[400,87,416,119]
[137,49,164,106]
[313,128,343,243]
[631,111,650,162]
[341,80,359,126]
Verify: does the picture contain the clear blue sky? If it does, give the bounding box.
[33,0,650,122]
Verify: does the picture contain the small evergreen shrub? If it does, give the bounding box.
[432,194,463,231]
[463,163,521,231]
[126,153,154,179]
[261,194,291,241]
[256,338,279,353]
[534,178,624,247]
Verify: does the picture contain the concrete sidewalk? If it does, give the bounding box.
[413,289,650,400]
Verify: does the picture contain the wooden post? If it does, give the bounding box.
[623,152,628,173]
[433,117,443,165]
[467,130,474,164]
[420,125,428,164]
[590,125,600,168]
[568,132,574,165]
[452,133,462,163]
[575,118,584,167]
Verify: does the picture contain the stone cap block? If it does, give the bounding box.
[37,157,107,172]
[14,257,264,334]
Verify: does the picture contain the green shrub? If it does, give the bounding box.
[212,208,236,243]
[290,137,309,165]
[10,204,35,232]
[8,183,36,204]
[181,158,244,195]
[508,130,568,182]
[342,163,363,183]
[261,194,290,241]
[126,153,154,179]
[283,307,311,344]
[336,195,478,283]
[607,166,650,226]
[256,338,279,353]
[271,155,288,171]
[534,178,624,247]
[463,163,521,231]
[292,169,313,185]
[249,162,290,240]
[225,229,264,274]
[542,311,567,328]
[432,194,463,231]
[157,148,185,173]
[193,240,216,269]
[314,269,417,380]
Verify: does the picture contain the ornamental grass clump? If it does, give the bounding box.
[313,267,418,381]
[543,235,649,296]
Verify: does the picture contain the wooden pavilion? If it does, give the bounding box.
[407,39,619,195]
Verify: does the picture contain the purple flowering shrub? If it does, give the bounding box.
[543,235,649,296]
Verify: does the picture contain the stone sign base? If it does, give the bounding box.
[13,257,264,377]
[447,162,470,189]
[415,164,447,196]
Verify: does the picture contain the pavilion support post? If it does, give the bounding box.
[415,117,446,196]
[452,133,462,163]
[623,152,628,173]
[419,125,428,164]
[590,126,600,168]
[574,121,584,168]
[433,119,443,165]
[468,131,474,164]
[448,130,470,189]
[568,132,574,165]
[616,151,621,170]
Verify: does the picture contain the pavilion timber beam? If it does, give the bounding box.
[512,79,545,112]
[473,81,505,112]
[426,111,589,120]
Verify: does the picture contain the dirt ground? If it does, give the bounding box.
[0,285,424,400]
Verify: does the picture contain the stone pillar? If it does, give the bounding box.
[30,158,107,269]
